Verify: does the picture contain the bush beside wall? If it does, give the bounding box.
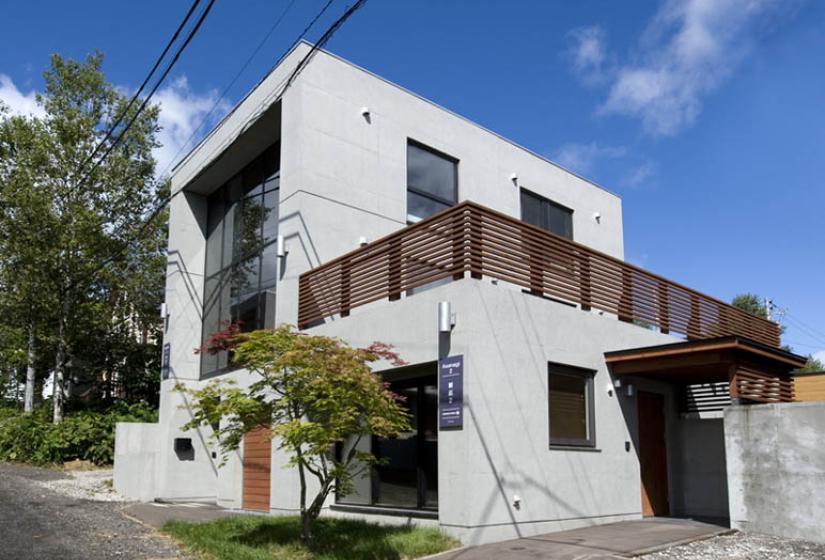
[0,402,157,466]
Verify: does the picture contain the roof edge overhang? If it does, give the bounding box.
[604,336,806,382]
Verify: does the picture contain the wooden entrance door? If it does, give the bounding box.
[638,391,669,517]
[242,426,271,511]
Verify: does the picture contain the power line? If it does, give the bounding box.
[76,0,203,180]
[87,0,369,283]
[156,0,335,180]
[74,0,217,194]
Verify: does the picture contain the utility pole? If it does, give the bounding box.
[765,297,773,321]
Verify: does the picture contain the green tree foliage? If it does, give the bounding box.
[0,52,166,419]
[796,355,824,373]
[731,293,768,319]
[0,401,157,465]
[179,325,411,548]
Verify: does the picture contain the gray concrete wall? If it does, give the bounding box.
[671,417,729,520]
[114,422,158,502]
[725,402,825,544]
[312,278,677,544]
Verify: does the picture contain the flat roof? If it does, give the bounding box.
[605,336,806,383]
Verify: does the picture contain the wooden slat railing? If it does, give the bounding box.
[298,201,781,347]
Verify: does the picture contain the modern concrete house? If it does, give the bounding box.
[114,41,806,545]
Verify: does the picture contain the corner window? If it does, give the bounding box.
[548,363,595,447]
[520,189,573,240]
[406,140,457,223]
[201,143,280,377]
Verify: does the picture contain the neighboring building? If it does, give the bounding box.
[793,371,825,401]
[114,41,805,545]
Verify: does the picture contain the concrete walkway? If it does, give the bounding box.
[430,518,730,560]
[123,502,235,528]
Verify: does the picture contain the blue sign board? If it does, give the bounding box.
[438,355,464,429]
[161,343,171,380]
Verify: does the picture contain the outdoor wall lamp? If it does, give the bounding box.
[358,236,369,247]
[276,234,288,258]
[509,172,518,185]
[625,384,636,398]
[593,211,601,223]
[438,301,455,333]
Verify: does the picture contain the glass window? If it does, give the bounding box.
[520,188,573,240]
[548,363,595,447]
[201,142,280,377]
[406,141,457,222]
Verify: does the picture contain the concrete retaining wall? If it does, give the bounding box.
[725,401,825,543]
[114,422,159,502]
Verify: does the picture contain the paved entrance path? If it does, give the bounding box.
[123,501,234,528]
[430,518,730,559]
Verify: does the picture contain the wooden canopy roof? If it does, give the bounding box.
[604,336,806,403]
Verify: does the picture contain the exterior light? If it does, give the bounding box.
[509,172,518,184]
[358,236,368,247]
[438,301,454,333]
[360,106,370,117]
[593,211,601,223]
[276,235,288,258]
[626,384,636,398]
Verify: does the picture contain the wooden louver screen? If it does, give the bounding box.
[298,201,781,348]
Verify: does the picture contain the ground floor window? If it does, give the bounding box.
[548,362,596,447]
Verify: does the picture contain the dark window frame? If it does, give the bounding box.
[548,362,596,448]
[520,188,574,240]
[406,139,459,223]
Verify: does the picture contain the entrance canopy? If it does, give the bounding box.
[605,336,806,403]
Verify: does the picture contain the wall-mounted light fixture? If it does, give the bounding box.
[360,106,370,117]
[358,236,369,247]
[509,172,518,185]
[593,211,601,224]
[625,384,636,398]
[276,234,288,258]
[438,301,455,333]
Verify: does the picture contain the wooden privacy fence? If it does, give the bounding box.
[298,201,781,347]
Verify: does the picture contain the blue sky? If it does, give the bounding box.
[2,0,824,359]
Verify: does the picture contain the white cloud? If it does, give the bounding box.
[813,349,825,365]
[153,76,230,177]
[565,26,610,86]
[0,74,45,118]
[567,0,795,136]
[621,160,657,188]
[0,73,229,177]
[554,141,626,176]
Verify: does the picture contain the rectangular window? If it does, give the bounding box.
[548,363,595,447]
[406,140,457,223]
[201,142,280,377]
[520,189,573,240]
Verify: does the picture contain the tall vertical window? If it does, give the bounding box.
[521,188,573,240]
[548,363,595,448]
[201,143,280,376]
[406,140,458,223]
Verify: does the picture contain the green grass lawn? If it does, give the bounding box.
[163,514,460,560]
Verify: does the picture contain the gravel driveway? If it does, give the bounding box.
[644,531,825,559]
[0,463,187,560]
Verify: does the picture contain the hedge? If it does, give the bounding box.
[0,402,157,466]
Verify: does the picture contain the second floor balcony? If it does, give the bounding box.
[298,201,781,348]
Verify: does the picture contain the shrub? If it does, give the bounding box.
[0,401,157,466]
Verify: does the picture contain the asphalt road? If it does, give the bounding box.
[0,463,185,560]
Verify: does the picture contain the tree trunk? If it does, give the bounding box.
[23,326,36,414]
[53,287,72,424]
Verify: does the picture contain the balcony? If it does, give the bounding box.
[298,201,780,348]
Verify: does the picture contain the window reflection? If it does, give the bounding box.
[201,143,280,376]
